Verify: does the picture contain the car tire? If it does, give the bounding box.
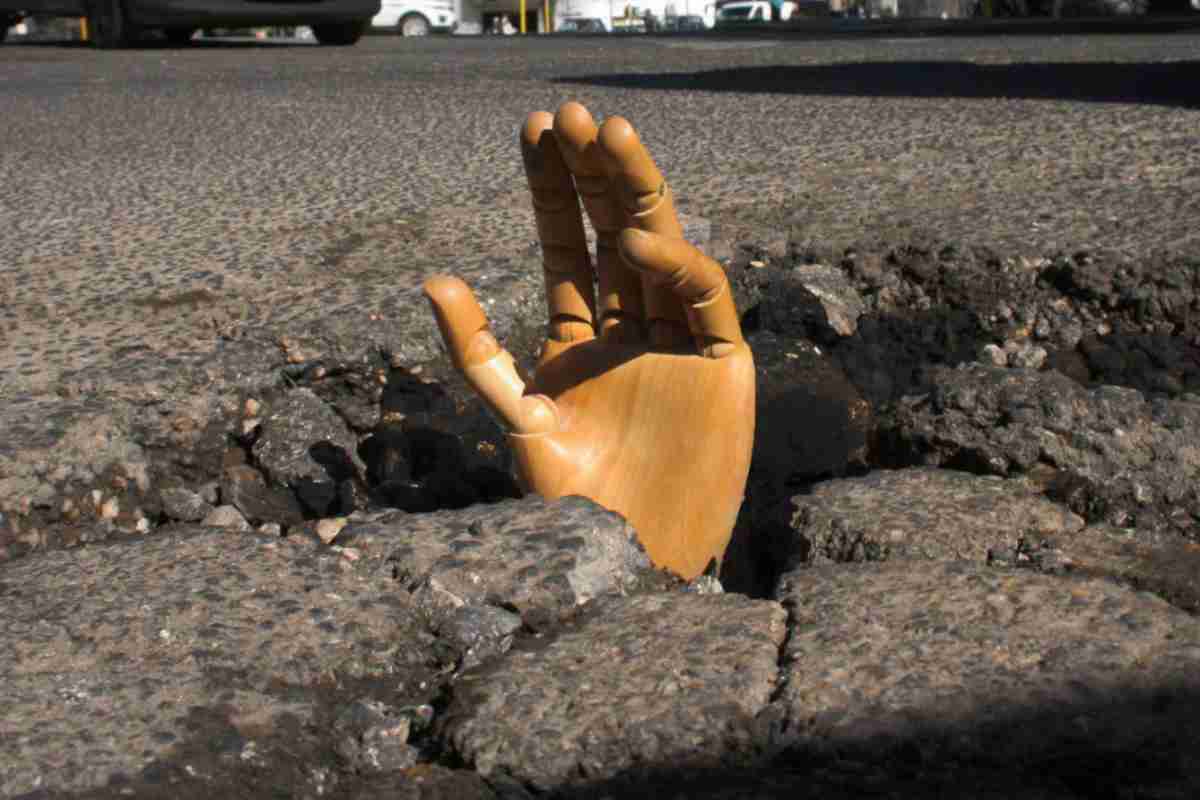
[164,26,195,44]
[311,19,368,44]
[89,0,136,48]
[399,12,430,36]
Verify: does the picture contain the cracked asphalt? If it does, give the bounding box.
[1,26,1198,410]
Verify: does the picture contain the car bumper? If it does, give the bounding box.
[370,9,455,29]
[127,0,380,27]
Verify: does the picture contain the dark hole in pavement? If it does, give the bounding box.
[309,440,359,484]
[11,237,1200,606]
[358,423,521,514]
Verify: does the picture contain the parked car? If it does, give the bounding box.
[715,0,796,21]
[371,0,455,34]
[1,0,377,45]
[668,12,709,28]
[555,16,608,31]
[610,14,647,30]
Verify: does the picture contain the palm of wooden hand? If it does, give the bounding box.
[424,102,754,580]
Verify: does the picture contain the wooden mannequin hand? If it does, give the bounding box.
[423,102,754,580]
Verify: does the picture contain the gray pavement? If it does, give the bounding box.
[3,29,1200,799]
[1,28,1199,414]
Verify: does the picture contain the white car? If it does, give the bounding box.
[715,0,796,22]
[372,0,456,34]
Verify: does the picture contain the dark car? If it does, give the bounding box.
[0,0,378,46]
[555,16,608,32]
[669,13,708,28]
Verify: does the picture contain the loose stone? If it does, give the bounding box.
[316,517,348,545]
[202,505,251,532]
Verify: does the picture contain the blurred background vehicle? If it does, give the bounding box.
[554,0,614,29]
[1,11,18,40]
[714,0,795,21]
[371,0,456,34]
[554,15,608,29]
[0,0,378,45]
[667,11,708,25]
[610,12,646,27]
[552,0,714,32]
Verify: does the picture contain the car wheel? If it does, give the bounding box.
[311,19,368,45]
[164,26,195,44]
[89,0,135,48]
[400,13,430,36]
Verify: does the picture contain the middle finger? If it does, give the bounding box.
[553,101,645,344]
[597,115,692,349]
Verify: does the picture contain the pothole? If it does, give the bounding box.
[4,237,1199,613]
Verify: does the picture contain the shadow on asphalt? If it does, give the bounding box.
[53,650,1200,800]
[704,14,1200,39]
[540,684,1200,799]
[556,59,1200,107]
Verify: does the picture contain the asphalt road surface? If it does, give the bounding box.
[1,28,1199,404]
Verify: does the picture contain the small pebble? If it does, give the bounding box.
[99,498,120,520]
[317,517,348,545]
[203,505,251,532]
[1010,345,1047,370]
[980,343,1008,367]
[198,482,220,506]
